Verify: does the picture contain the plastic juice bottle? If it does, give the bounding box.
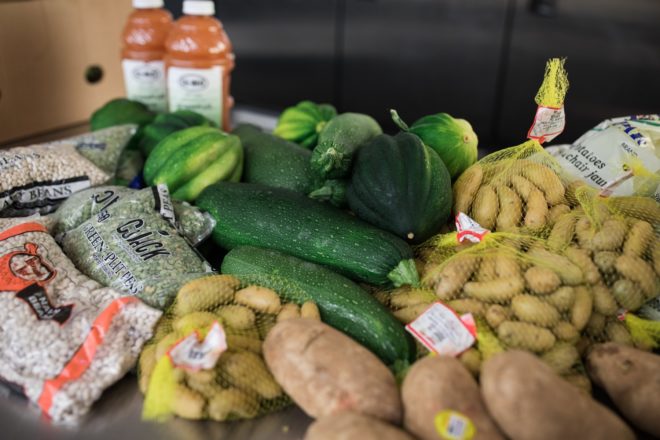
[165,0,235,130]
[121,0,173,113]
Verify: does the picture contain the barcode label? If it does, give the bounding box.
[406,303,476,357]
[168,321,227,371]
[527,105,566,143]
[434,410,476,440]
[455,213,489,243]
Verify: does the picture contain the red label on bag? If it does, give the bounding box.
[406,303,476,356]
[168,322,227,372]
[528,105,566,143]
[455,213,489,243]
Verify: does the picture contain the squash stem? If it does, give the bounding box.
[388,259,421,287]
[390,109,410,131]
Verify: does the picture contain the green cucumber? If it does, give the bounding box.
[221,246,416,367]
[311,113,382,179]
[196,182,419,287]
[233,124,316,193]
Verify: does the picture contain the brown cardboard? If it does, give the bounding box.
[0,0,132,145]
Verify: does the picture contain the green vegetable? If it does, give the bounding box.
[311,113,382,180]
[143,127,243,202]
[308,179,347,208]
[347,132,452,244]
[273,100,337,149]
[391,109,478,180]
[196,182,419,287]
[222,246,416,367]
[138,110,212,157]
[233,124,316,194]
[90,98,156,131]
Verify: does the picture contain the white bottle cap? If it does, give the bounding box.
[183,0,215,15]
[133,0,164,8]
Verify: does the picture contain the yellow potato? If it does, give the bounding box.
[495,255,521,278]
[591,219,628,251]
[544,286,575,312]
[393,303,429,324]
[459,348,483,377]
[186,369,221,398]
[524,188,549,230]
[173,311,218,335]
[497,321,556,352]
[563,373,593,395]
[564,247,600,285]
[593,251,618,275]
[453,164,483,214]
[463,276,525,303]
[447,298,486,317]
[547,213,577,250]
[215,305,256,330]
[623,220,653,257]
[226,334,262,353]
[575,216,595,249]
[155,332,182,360]
[521,162,566,206]
[552,322,579,343]
[591,284,618,316]
[472,184,498,230]
[586,312,607,337]
[496,185,523,231]
[511,295,560,327]
[426,255,480,300]
[389,288,435,308]
[218,350,283,399]
[301,301,321,320]
[571,286,593,332]
[615,254,657,299]
[258,314,277,340]
[486,304,511,329]
[276,303,300,322]
[527,247,584,285]
[548,204,571,225]
[510,174,537,202]
[235,285,282,314]
[173,274,239,316]
[208,388,259,421]
[611,279,645,311]
[565,180,587,206]
[605,321,633,346]
[541,343,579,375]
[524,266,561,295]
[171,385,206,420]
[476,257,498,281]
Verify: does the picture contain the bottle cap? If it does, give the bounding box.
[183,0,215,15]
[133,0,164,8]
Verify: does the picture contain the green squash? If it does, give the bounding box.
[273,100,337,149]
[347,132,452,244]
[138,110,212,157]
[391,109,478,180]
[90,98,156,131]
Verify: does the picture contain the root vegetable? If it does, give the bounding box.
[615,255,657,299]
[524,266,561,295]
[454,165,483,214]
[521,162,565,206]
[496,185,523,231]
[472,184,498,230]
[623,220,653,257]
[235,285,282,314]
[463,277,525,303]
[544,286,575,312]
[571,286,593,331]
[511,295,560,327]
[547,213,577,250]
[306,412,414,440]
[524,188,549,230]
[497,321,556,352]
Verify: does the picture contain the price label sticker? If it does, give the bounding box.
[406,303,476,357]
[455,213,490,243]
[434,410,476,440]
[527,105,566,144]
[168,321,227,371]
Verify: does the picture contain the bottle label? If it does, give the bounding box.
[168,66,223,127]
[121,59,168,113]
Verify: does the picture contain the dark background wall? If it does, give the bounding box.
[165,0,660,151]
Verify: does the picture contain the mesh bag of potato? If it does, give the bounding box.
[139,274,322,422]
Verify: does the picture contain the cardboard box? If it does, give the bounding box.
[0,0,132,145]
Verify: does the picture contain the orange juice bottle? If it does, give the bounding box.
[165,0,235,130]
[121,0,173,112]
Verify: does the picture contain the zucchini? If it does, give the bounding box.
[196,182,419,287]
[221,246,416,367]
[307,178,347,208]
[233,124,316,194]
[311,113,382,179]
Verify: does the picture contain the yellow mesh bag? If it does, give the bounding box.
[139,274,321,422]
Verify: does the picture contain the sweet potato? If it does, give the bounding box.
[587,343,660,437]
[481,350,634,440]
[402,356,504,440]
[263,318,401,423]
[305,412,414,440]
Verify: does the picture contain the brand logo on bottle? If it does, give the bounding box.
[132,65,161,82]
[179,74,208,91]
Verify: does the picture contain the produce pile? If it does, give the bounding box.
[0,57,659,439]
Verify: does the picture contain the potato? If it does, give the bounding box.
[547,213,577,250]
[306,412,414,440]
[496,185,523,231]
[548,204,571,224]
[426,255,480,300]
[563,373,593,395]
[593,251,618,274]
[495,254,521,278]
[453,164,483,214]
[476,257,498,281]
[173,275,239,316]
[481,350,635,440]
[472,184,498,230]
[402,356,505,440]
[524,188,549,230]
[393,303,429,324]
[486,304,510,329]
[276,303,301,322]
[591,219,628,251]
[173,311,218,335]
[497,321,556,352]
[521,162,565,206]
[575,216,595,249]
[226,334,262,353]
[585,312,606,337]
[459,348,482,377]
[156,332,182,360]
[544,286,575,312]
[372,289,390,306]
[215,305,256,330]
[218,350,282,399]
[552,321,579,343]
[615,255,657,299]
[171,385,206,420]
[390,288,435,308]
[591,284,618,316]
[611,279,645,311]
[564,246,601,285]
[653,240,660,276]
[463,276,524,303]
[565,180,587,206]
[235,285,282,314]
[623,220,653,257]
[541,343,579,375]
[524,266,561,295]
[605,321,633,346]
[511,295,560,327]
[208,388,259,421]
[263,319,401,423]
[571,286,593,331]
[587,343,660,437]
[510,174,537,201]
[526,247,584,285]
[186,370,221,398]
[301,301,321,320]
[447,298,486,316]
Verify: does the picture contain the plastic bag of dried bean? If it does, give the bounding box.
[0,125,136,217]
[0,221,161,423]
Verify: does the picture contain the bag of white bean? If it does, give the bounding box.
[0,125,136,217]
[0,221,161,423]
